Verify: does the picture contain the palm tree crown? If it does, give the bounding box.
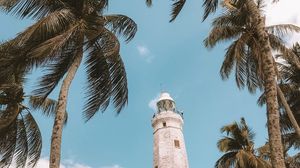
[215,118,270,168]
[0,0,137,120]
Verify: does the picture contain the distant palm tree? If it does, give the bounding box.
[215,118,271,168]
[257,136,300,168]
[0,42,67,168]
[0,1,137,168]
[204,1,300,167]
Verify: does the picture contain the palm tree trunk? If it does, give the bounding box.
[49,47,83,168]
[262,57,286,168]
[245,1,286,167]
[257,18,286,168]
[277,86,300,138]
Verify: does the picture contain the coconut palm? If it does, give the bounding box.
[204,1,300,167]
[257,135,300,168]
[0,83,42,168]
[215,118,271,168]
[0,41,69,168]
[258,43,300,138]
[0,1,137,168]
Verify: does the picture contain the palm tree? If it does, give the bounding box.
[0,1,137,168]
[283,133,300,168]
[146,0,299,166]
[257,135,300,168]
[203,1,300,167]
[215,118,271,168]
[0,41,67,168]
[258,43,300,138]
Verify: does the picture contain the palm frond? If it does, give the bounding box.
[0,121,17,168]
[0,42,29,85]
[217,137,242,152]
[257,92,266,107]
[109,54,128,114]
[28,23,80,63]
[220,34,250,90]
[29,96,56,116]
[32,27,81,99]
[83,40,111,121]
[269,34,300,69]
[14,116,28,168]
[83,29,128,121]
[24,112,42,168]
[202,0,218,21]
[267,24,300,39]
[212,11,240,27]
[105,14,137,42]
[29,96,68,124]
[0,10,76,75]
[15,9,75,47]
[257,143,271,161]
[86,0,108,13]
[170,0,186,22]
[204,26,242,48]
[0,0,66,19]
[215,151,237,168]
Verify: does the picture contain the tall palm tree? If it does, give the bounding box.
[258,43,300,138]
[0,1,137,168]
[146,0,299,166]
[204,1,300,167]
[0,41,67,168]
[215,118,271,168]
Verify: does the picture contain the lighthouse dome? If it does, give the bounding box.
[157,92,174,102]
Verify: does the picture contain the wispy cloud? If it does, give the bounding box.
[137,45,154,63]
[62,159,92,168]
[100,165,123,168]
[137,45,150,56]
[31,158,123,168]
[265,0,300,46]
[148,94,160,111]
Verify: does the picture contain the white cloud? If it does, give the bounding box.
[32,158,122,168]
[137,45,154,63]
[100,165,123,168]
[265,0,300,46]
[34,158,90,168]
[148,94,160,111]
[62,159,91,168]
[137,45,150,56]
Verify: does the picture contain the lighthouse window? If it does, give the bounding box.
[174,140,180,148]
[163,122,166,127]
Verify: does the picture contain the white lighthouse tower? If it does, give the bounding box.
[152,92,189,168]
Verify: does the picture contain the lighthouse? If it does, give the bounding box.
[152,92,189,168]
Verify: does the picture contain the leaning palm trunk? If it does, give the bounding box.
[49,45,83,168]
[254,10,286,168]
[277,86,300,137]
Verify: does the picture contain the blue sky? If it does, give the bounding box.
[1,0,300,168]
